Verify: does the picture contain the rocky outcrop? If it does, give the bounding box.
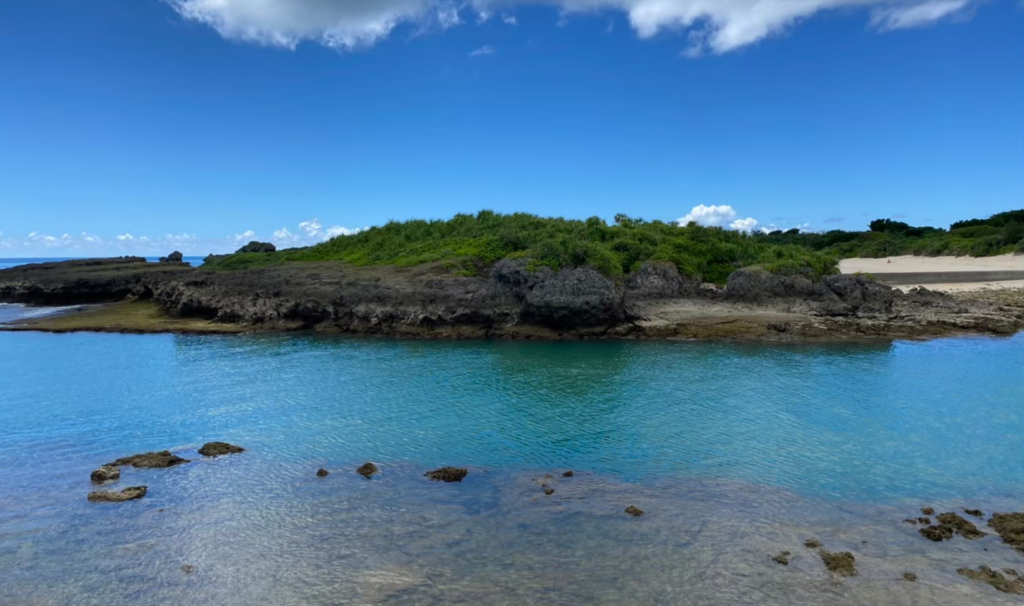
[198,442,244,457]
[236,241,276,254]
[424,467,467,482]
[87,486,147,502]
[109,450,188,468]
[958,566,1024,594]
[2,257,1021,339]
[90,465,120,482]
[625,505,644,517]
[160,251,184,263]
[920,512,987,541]
[989,512,1024,553]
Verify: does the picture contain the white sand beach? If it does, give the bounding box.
[839,254,1024,292]
[840,254,1024,274]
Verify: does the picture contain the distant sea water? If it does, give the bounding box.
[0,330,1021,605]
[0,256,206,271]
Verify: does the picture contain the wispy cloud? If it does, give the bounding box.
[164,0,981,56]
[468,44,496,57]
[1,219,367,257]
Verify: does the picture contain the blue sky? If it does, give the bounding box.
[0,0,1021,257]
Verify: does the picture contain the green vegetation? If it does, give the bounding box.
[203,209,1023,283]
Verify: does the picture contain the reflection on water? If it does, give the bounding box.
[0,332,1021,605]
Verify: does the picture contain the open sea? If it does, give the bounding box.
[1,258,1023,605]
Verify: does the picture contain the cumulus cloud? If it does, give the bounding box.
[678,204,737,227]
[273,218,367,247]
[729,217,760,233]
[163,0,978,55]
[469,44,496,56]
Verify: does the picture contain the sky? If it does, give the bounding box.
[0,0,1022,257]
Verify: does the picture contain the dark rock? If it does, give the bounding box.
[87,486,147,502]
[90,465,120,482]
[1006,569,1020,577]
[772,551,791,566]
[625,505,644,517]
[989,512,1024,553]
[803,538,821,549]
[819,550,857,577]
[159,251,184,263]
[963,508,984,518]
[937,512,987,539]
[957,566,1024,594]
[922,507,935,515]
[562,470,574,477]
[316,468,330,477]
[198,442,244,457]
[920,525,954,542]
[181,565,195,574]
[903,518,919,525]
[544,487,555,496]
[624,262,699,301]
[903,572,917,582]
[356,462,378,478]
[236,241,277,254]
[424,467,467,482]
[109,451,188,468]
[919,517,932,525]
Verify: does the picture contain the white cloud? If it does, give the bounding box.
[273,219,366,247]
[678,204,737,227]
[468,44,496,57]
[730,217,760,232]
[164,0,978,55]
[116,233,135,241]
[502,15,518,25]
[234,229,256,242]
[870,0,968,31]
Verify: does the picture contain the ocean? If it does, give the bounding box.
[0,330,1021,604]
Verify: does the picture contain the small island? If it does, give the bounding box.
[2,210,1022,340]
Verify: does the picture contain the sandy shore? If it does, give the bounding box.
[840,254,1024,273]
[840,255,1024,292]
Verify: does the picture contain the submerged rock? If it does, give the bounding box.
[356,462,378,478]
[424,467,467,482]
[772,551,791,566]
[989,512,1024,553]
[920,525,954,542]
[937,512,987,539]
[562,470,574,477]
[90,465,120,482]
[544,487,555,496]
[181,565,195,574]
[198,442,244,457]
[919,512,986,542]
[87,486,147,502]
[625,505,644,517]
[803,538,821,549]
[109,451,188,468]
[316,468,330,477]
[903,572,917,582]
[819,550,857,577]
[957,566,1024,595]
[922,507,935,516]
[963,508,984,518]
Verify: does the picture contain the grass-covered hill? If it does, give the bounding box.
[204,209,1023,284]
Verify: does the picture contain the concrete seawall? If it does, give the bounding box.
[861,270,1024,285]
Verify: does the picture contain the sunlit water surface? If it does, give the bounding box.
[0,331,1022,605]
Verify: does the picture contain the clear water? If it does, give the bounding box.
[1,331,1022,605]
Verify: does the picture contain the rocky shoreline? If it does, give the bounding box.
[1,257,1021,339]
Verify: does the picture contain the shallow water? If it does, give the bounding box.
[0,332,1022,605]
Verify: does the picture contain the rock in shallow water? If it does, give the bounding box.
[109,451,188,468]
[903,572,917,582]
[316,468,330,477]
[772,551,790,566]
[356,462,378,478]
[803,538,821,549]
[919,512,986,542]
[87,486,147,502]
[957,566,1024,595]
[625,505,644,517]
[424,467,467,482]
[819,550,857,577]
[90,465,120,482]
[198,442,244,457]
[989,512,1024,553]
